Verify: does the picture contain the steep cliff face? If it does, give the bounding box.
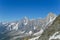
[38,15,60,40]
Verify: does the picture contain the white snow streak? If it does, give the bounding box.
[49,32,60,40]
[33,29,43,36]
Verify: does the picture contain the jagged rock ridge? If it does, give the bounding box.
[38,15,60,40]
[0,13,57,40]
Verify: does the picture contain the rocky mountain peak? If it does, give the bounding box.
[38,15,60,40]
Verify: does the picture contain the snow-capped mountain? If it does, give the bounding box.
[0,13,57,40]
[38,15,60,40]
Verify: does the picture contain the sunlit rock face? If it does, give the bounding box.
[38,15,60,40]
[0,13,57,40]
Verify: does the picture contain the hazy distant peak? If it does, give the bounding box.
[48,12,56,17]
[23,16,28,19]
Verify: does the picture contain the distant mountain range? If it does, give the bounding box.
[0,12,60,40]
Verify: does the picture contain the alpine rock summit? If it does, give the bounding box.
[0,13,59,40]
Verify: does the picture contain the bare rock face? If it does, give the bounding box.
[38,15,60,40]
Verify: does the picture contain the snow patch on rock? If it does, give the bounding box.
[49,32,60,40]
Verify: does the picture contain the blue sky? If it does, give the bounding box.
[0,0,60,22]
